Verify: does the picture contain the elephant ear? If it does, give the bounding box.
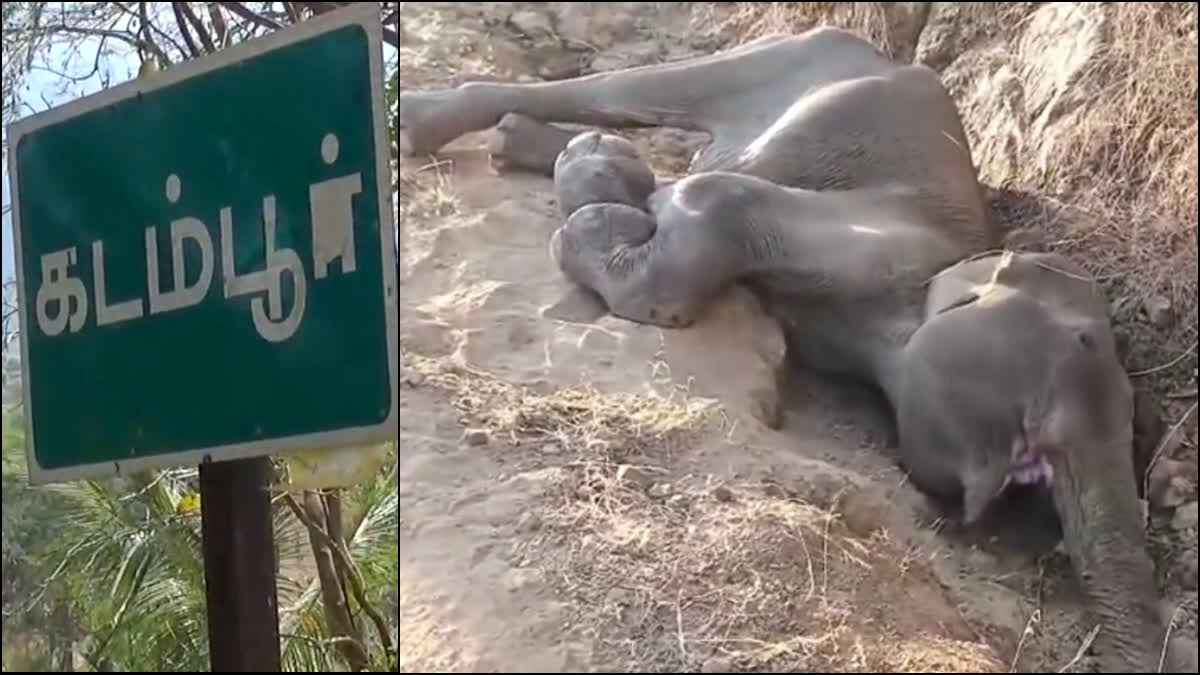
[541,285,609,324]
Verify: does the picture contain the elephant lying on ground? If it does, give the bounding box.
[400,27,1194,672]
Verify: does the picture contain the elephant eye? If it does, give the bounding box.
[1076,330,1095,350]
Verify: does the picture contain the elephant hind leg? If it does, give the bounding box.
[400,28,891,159]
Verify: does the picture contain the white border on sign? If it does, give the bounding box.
[5,4,398,486]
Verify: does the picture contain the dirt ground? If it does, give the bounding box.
[398,3,1198,672]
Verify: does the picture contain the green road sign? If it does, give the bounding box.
[6,6,397,485]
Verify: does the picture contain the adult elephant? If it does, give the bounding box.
[400,26,1194,672]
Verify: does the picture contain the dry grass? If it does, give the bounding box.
[403,353,1008,673]
[1041,3,1198,369]
[398,159,460,221]
[531,472,1003,673]
[404,352,717,460]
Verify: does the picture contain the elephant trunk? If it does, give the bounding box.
[1049,443,1169,672]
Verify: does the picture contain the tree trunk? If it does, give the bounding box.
[300,490,367,670]
[322,491,357,634]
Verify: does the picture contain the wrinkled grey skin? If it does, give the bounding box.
[400,27,1194,672]
[552,131,656,218]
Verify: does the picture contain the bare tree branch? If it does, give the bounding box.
[206,3,229,48]
[170,3,201,58]
[219,2,283,31]
[135,1,169,65]
[28,32,108,85]
[111,2,189,60]
[284,493,369,670]
[47,23,142,53]
[283,1,301,24]
[177,2,216,54]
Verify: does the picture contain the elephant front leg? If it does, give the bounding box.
[550,203,722,329]
[487,114,580,177]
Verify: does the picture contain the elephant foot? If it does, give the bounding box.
[553,130,657,217]
[553,203,703,329]
[398,90,462,157]
[487,113,579,177]
[399,86,505,157]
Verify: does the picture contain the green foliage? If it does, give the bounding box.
[3,405,398,672]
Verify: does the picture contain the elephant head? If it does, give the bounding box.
[900,251,1191,672]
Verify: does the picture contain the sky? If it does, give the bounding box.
[4,36,138,281]
[3,34,141,283]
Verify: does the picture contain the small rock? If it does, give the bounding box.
[604,13,637,43]
[516,512,542,533]
[576,484,595,500]
[509,9,553,39]
[616,464,652,491]
[403,371,425,387]
[541,443,562,455]
[1114,327,1132,363]
[841,489,886,537]
[1145,295,1174,329]
[536,52,586,81]
[504,567,538,592]
[701,655,735,673]
[605,587,634,606]
[589,43,661,73]
[463,428,490,446]
[762,482,788,499]
[712,485,735,503]
[1148,459,1194,509]
[1172,502,1199,531]
[648,482,673,499]
[1164,476,1195,510]
[667,494,690,509]
[1174,555,1198,590]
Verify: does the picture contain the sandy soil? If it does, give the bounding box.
[398,3,1197,672]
